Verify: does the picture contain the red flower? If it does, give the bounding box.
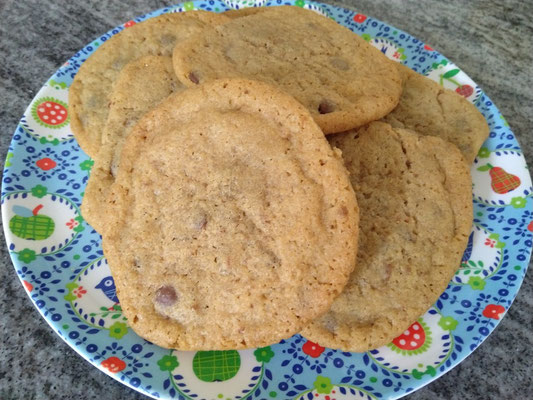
[23,280,33,292]
[528,220,533,232]
[302,340,325,358]
[73,286,87,298]
[424,44,434,51]
[101,356,126,373]
[66,218,79,229]
[482,304,505,320]
[353,13,367,23]
[124,20,136,28]
[36,157,57,171]
[484,238,496,248]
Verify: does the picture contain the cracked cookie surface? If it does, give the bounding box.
[302,121,472,352]
[102,79,359,350]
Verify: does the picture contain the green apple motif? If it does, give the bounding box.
[9,204,55,240]
[192,350,241,382]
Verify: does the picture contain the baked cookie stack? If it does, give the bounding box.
[69,6,489,351]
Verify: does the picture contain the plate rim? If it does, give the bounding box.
[2,1,532,399]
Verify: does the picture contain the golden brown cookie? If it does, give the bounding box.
[69,11,229,157]
[102,79,359,350]
[301,121,472,351]
[172,6,402,134]
[383,64,489,164]
[81,56,183,233]
[222,6,267,18]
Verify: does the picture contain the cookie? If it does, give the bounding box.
[102,79,359,350]
[301,121,472,351]
[81,56,183,233]
[383,64,489,164]
[172,6,402,134]
[222,6,266,18]
[69,11,229,157]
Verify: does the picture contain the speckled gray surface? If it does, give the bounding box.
[0,1,532,399]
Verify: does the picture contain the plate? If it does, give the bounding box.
[2,1,532,399]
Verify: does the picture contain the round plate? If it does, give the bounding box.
[2,1,532,399]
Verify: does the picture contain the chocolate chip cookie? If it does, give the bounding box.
[302,121,472,351]
[172,6,402,134]
[69,11,229,157]
[102,79,359,350]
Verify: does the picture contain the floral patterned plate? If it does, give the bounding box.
[2,1,532,399]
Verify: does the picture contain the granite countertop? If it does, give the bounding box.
[0,1,532,399]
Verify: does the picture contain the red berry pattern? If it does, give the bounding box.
[37,101,67,125]
[32,97,69,129]
[392,321,426,351]
[455,84,474,98]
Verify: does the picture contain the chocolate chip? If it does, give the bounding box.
[194,214,207,230]
[110,159,118,178]
[188,72,199,84]
[155,285,178,306]
[330,57,349,71]
[318,100,335,114]
[123,118,137,128]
